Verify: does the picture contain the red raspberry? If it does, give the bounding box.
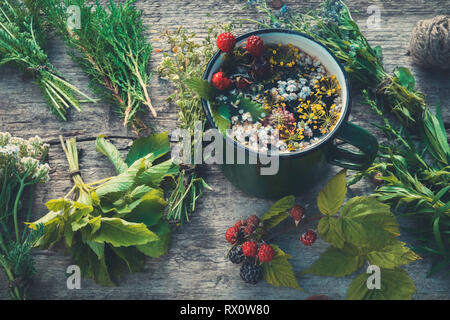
[246,35,265,57]
[246,215,260,227]
[243,224,255,236]
[212,71,232,91]
[290,205,305,222]
[235,220,244,229]
[301,230,317,246]
[235,76,251,89]
[216,32,236,53]
[242,241,258,257]
[225,226,239,244]
[257,244,275,263]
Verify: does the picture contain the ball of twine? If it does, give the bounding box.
[409,15,450,70]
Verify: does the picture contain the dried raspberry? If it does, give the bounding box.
[235,76,251,89]
[211,71,232,91]
[246,35,265,57]
[242,241,258,257]
[243,224,255,236]
[216,32,236,53]
[225,226,239,244]
[301,230,317,246]
[257,244,275,263]
[246,215,260,227]
[290,205,305,222]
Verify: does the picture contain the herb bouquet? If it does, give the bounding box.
[0,132,50,299]
[38,0,156,131]
[29,133,178,285]
[0,0,95,120]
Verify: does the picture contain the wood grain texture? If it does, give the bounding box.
[0,0,449,300]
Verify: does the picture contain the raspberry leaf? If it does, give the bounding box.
[211,104,231,136]
[317,169,347,215]
[338,196,399,248]
[303,244,364,277]
[318,216,345,248]
[261,245,303,291]
[229,94,265,120]
[366,241,420,269]
[137,221,171,258]
[261,196,295,229]
[346,268,416,300]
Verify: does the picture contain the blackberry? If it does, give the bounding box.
[228,246,245,264]
[240,261,263,284]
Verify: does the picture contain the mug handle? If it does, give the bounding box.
[326,122,378,171]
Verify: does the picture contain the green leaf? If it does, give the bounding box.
[136,159,179,187]
[261,245,302,290]
[86,240,105,260]
[110,246,145,272]
[92,218,159,247]
[96,135,128,174]
[318,170,347,215]
[184,78,218,100]
[210,104,230,136]
[346,268,416,300]
[393,67,415,92]
[366,241,420,269]
[127,189,166,227]
[303,244,364,277]
[125,131,170,167]
[136,221,171,258]
[261,196,295,229]
[338,196,399,248]
[45,198,72,212]
[318,216,345,248]
[230,95,265,120]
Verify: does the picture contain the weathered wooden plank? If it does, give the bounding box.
[0,0,449,300]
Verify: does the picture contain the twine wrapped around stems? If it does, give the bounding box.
[409,15,450,70]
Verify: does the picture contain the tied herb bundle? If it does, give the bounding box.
[38,0,156,131]
[246,0,426,129]
[29,133,178,285]
[0,132,50,300]
[158,25,231,223]
[0,0,95,120]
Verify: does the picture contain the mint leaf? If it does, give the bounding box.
[261,196,295,229]
[318,169,347,215]
[261,245,302,291]
[346,268,416,300]
[303,244,364,277]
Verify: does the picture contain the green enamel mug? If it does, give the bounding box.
[201,29,378,199]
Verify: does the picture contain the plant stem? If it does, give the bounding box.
[12,181,25,243]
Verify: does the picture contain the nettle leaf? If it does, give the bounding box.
[137,221,171,258]
[96,135,128,174]
[261,196,295,229]
[303,244,364,277]
[366,241,420,269]
[318,216,345,248]
[346,268,416,300]
[318,170,347,215]
[184,78,218,101]
[125,131,170,166]
[92,218,159,247]
[338,196,399,248]
[393,67,415,92]
[261,245,302,291]
[211,104,231,136]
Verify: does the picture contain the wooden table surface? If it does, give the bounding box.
[0,0,449,300]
